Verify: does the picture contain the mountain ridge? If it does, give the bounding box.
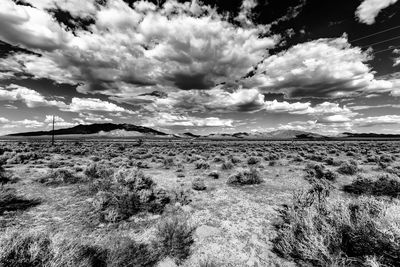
[7,123,167,137]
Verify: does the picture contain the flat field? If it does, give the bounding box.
[0,140,400,267]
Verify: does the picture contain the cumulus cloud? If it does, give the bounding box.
[2,0,277,96]
[236,0,258,26]
[143,112,234,127]
[247,36,391,98]
[356,0,398,25]
[0,117,10,124]
[64,97,135,114]
[0,84,65,108]
[75,112,113,123]
[0,0,72,50]
[354,115,400,127]
[44,115,76,127]
[393,49,400,67]
[0,85,136,115]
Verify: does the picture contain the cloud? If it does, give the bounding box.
[393,49,400,67]
[354,115,400,127]
[44,115,76,127]
[0,53,76,84]
[75,112,113,123]
[25,0,98,18]
[0,84,65,108]
[293,102,356,116]
[0,117,10,124]
[1,0,278,95]
[247,36,390,98]
[143,112,234,127]
[236,0,258,26]
[63,97,135,114]
[0,0,72,50]
[0,85,136,115]
[356,0,398,25]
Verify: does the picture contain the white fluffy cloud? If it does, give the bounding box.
[356,0,398,25]
[247,37,391,98]
[0,84,65,108]
[143,112,234,127]
[0,0,72,50]
[64,97,135,114]
[354,115,400,127]
[1,0,277,95]
[0,85,135,115]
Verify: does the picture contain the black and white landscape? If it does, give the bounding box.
[1,0,400,266]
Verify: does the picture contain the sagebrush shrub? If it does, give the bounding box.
[273,190,400,266]
[91,168,171,222]
[195,160,210,170]
[0,231,53,267]
[337,161,358,175]
[155,215,195,264]
[343,174,400,198]
[227,168,263,185]
[192,178,206,191]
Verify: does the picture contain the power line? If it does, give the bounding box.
[372,45,400,55]
[361,35,400,48]
[350,25,400,43]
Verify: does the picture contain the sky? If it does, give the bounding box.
[0,0,400,136]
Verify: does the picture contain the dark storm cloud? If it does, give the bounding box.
[169,73,214,90]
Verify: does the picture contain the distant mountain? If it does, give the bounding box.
[206,130,326,139]
[253,130,325,139]
[7,123,167,137]
[341,132,400,138]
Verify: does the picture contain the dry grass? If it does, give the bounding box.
[0,140,399,266]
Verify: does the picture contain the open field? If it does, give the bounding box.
[0,139,400,266]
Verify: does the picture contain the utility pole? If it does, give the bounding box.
[52,115,55,146]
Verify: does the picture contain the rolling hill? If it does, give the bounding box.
[7,123,167,137]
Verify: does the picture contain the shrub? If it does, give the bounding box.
[39,168,79,185]
[221,162,233,170]
[208,171,219,179]
[273,191,400,266]
[107,237,158,267]
[84,163,113,181]
[229,156,241,164]
[337,161,358,175]
[91,169,171,222]
[304,163,338,182]
[343,174,400,198]
[51,235,107,267]
[162,157,174,169]
[247,157,260,165]
[227,168,263,186]
[192,178,206,191]
[0,230,52,267]
[195,160,210,170]
[155,215,195,264]
[0,187,41,215]
[0,162,11,184]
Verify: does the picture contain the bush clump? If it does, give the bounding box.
[273,188,400,266]
[155,214,195,264]
[337,160,358,175]
[39,168,79,185]
[91,168,171,222]
[0,187,41,215]
[0,231,52,267]
[305,163,338,182]
[343,174,400,198]
[227,168,263,186]
[192,178,206,191]
[195,160,210,170]
[247,157,260,165]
